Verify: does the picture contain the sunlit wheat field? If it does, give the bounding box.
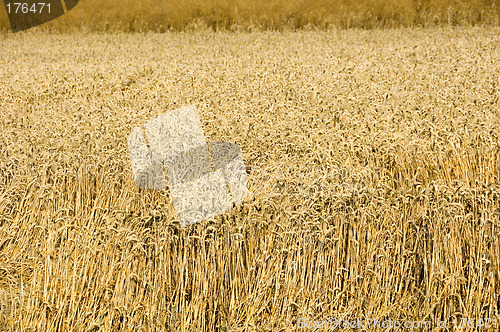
[1,0,500,31]
[1,28,500,331]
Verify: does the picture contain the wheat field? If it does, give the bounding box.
[0,27,500,331]
[1,0,500,32]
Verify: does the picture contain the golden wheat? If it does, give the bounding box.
[0,27,499,331]
[1,0,500,32]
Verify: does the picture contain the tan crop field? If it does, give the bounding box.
[0,28,500,331]
[1,0,500,32]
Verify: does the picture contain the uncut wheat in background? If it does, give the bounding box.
[0,9,499,332]
[1,0,500,31]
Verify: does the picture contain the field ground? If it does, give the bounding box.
[0,28,500,331]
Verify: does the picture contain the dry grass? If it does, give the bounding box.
[0,27,500,331]
[1,0,500,32]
